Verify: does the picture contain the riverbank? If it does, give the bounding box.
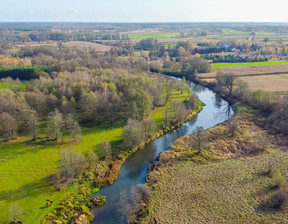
[42,98,204,223]
[142,104,288,223]
[91,80,233,223]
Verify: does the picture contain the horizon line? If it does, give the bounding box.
[1,21,288,24]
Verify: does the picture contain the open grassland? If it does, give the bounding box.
[143,152,288,224]
[143,110,288,224]
[238,74,288,92]
[211,61,288,69]
[0,89,189,223]
[62,41,111,52]
[132,51,150,57]
[0,80,30,91]
[199,64,288,80]
[203,74,288,92]
[0,126,122,223]
[14,41,112,52]
[221,29,250,36]
[125,32,179,40]
[199,63,288,92]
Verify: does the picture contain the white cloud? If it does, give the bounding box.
[68,8,78,13]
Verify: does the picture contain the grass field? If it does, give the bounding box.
[143,152,288,224]
[0,126,123,223]
[152,90,191,128]
[0,80,30,91]
[0,88,190,223]
[125,32,179,40]
[211,61,288,68]
[222,29,249,36]
[238,74,288,92]
[143,111,288,224]
[164,43,177,49]
[63,41,112,52]
[132,51,150,57]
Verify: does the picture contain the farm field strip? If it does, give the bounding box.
[211,61,288,68]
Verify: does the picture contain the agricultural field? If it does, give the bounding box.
[62,41,111,52]
[211,61,288,69]
[125,32,179,40]
[14,41,112,52]
[199,64,288,79]
[238,74,288,92]
[132,50,149,57]
[198,63,288,92]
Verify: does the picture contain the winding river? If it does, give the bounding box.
[91,81,233,224]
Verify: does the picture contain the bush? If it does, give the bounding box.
[267,190,288,210]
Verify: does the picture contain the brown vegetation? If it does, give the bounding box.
[198,64,288,79]
[143,108,288,224]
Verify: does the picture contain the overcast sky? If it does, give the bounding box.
[1,0,288,22]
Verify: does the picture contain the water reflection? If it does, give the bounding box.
[92,81,233,224]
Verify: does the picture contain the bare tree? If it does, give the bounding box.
[119,185,152,224]
[194,126,206,153]
[103,140,112,161]
[142,116,157,138]
[85,150,98,171]
[227,116,238,137]
[59,147,85,181]
[0,112,18,141]
[65,114,81,141]
[46,109,63,141]
[256,134,269,151]
[216,73,236,97]
[189,94,199,109]
[27,109,39,141]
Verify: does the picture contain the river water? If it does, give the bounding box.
[91,82,233,224]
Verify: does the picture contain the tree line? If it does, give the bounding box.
[0,69,195,142]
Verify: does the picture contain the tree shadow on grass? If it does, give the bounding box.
[0,176,54,203]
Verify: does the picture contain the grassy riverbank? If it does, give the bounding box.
[142,104,288,224]
[0,86,196,223]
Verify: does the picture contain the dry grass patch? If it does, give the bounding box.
[238,75,288,92]
[63,41,111,52]
[198,64,288,79]
[143,152,288,224]
[143,111,288,224]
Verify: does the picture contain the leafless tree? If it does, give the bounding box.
[0,112,18,141]
[216,73,236,97]
[103,140,112,161]
[46,109,63,141]
[27,109,39,141]
[227,116,238,137]
[195,126,206,153]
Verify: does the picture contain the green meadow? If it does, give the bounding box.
[0,89,189,223]
[0,80,30,91]
[126,32,179,40]
[0,126,123,223]
[211,61,288,68]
